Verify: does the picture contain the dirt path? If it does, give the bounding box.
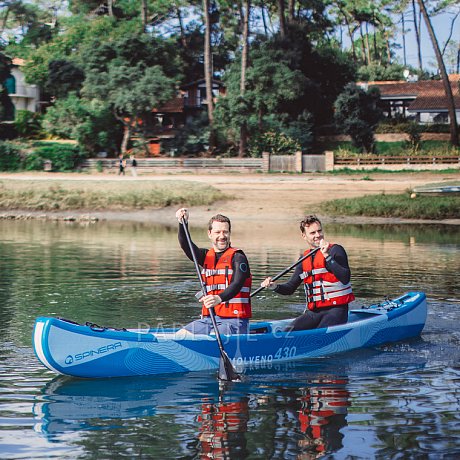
[0,171,459,226]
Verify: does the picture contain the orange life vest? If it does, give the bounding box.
[300,245,354,310]
[200,247,252,318]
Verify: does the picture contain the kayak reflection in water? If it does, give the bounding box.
[197,396,250,459]
[297,377,350,457]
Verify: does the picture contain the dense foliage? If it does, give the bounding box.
[1,0,458,156]
[334,84,383,153]
[0,141,22,170]
[23,142,86,171]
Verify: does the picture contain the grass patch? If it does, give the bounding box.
[321,193,460,219]
[327,168,460,175]
[0,180,227,211]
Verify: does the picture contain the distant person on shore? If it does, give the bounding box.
[118,154,126,176]
[175,208,252,335]
[130,155,137,177]
[261,215,354,331]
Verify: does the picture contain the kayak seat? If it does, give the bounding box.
[250,326,269,334]
[348,309,386,323]
[249,319,294,334]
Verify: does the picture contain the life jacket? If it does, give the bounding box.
[199,247,252,318]
[300,245,354,310]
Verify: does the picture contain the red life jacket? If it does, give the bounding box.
[200,247,252,318]
[300,245,354,310]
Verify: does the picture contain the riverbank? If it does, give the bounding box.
[0,170,459,226]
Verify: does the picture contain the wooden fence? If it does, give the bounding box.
[81,156,268,173]
[334,155,460,169]
[80,152,460,174]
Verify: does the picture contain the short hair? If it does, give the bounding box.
[300,215,322,234]
[208,214,231,232]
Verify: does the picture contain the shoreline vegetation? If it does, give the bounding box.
[322,193,460,220]
[0,174,459,222]
[0,180,227,212]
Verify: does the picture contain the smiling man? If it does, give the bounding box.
[176,208,252,335]
[261,215,354,331]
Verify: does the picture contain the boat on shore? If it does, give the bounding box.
[413,185,460,196]
[33,291,427,379]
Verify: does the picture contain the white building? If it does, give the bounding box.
[4,57,40,119]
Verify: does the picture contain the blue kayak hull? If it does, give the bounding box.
[33,292,427,379]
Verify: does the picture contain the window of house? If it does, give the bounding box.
[433,112,448,123]
[5,75,16,94]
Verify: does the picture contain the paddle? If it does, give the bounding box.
[250,247,321,297]
[180,219,240,382]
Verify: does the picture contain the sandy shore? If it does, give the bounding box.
[0,171,459,226]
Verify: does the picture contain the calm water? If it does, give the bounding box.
[0,219,459,459]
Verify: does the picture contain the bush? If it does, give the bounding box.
[25,143,86,171]
[404,122,422,153]
[248,131,301,157]
[0,141,22,171]
[42,94,122,154]
[23,152,44,171]
[15,110,43,138]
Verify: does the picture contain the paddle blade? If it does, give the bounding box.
[218,352,241,382]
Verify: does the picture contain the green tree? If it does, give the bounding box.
[334,83,382,153]
[46,59,85,98]
[81,33,182,153]
[42,93,121,154]
[215,44,308,154]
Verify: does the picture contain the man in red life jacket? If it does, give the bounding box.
[176,208,252,335]
[261,215,354,330]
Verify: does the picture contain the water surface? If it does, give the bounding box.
[0,220,459,459]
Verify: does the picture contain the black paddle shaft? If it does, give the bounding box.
[180,219,240,381]
[250,247,320,297]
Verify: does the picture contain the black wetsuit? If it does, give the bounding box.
[178,224,251,303]
[274,245,352,330]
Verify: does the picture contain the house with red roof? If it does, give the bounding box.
[360,75,460,124]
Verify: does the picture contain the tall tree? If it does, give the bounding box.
[417,0,458,146]
[203,0,215,150]
[278,0,286,36]
[411,0,423,70]
[239,0,250,157]
[81,33,182,153]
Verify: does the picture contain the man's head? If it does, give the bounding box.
[208,214,231,252]
[300,215,324,248]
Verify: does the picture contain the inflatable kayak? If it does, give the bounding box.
[33,291,427,379]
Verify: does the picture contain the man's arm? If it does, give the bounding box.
[325,245,351,284]
[178,224,207,266]
[273,261,303,295]
[218,251,251,302]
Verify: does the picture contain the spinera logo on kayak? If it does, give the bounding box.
[64,341,123,365]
